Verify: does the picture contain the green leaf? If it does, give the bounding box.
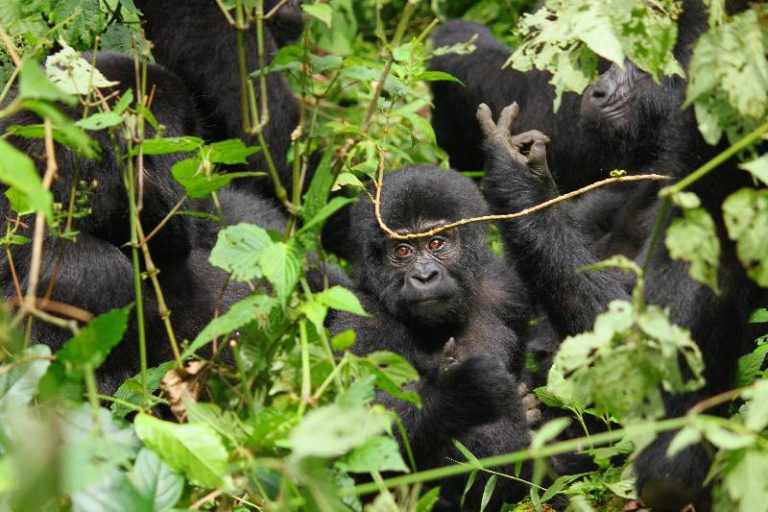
[290,403,389,459]
[0,344,51,412]
[736,344,768,387]
[331,329,356,351]
[742,379,768,432]
[129,449,184,512]
[184,294,276,358]
[0,139,54,221]
[723,188,768,286]
[75,112,124,130]
[667,426,702,457]
[530,417,571,449]
[302,3,333,27]
[134,414,231,489]
[19,57,76,105]
[414,70,464,85]
[298,196,356,235]
[335,436,409,474]
[209,223,272,282]
[259,241,301,302]
[416,487,441,512]
[665,207,721,294]
[111,361,176,418]
[740,154,768,186]
[55,306,132,378]
[140,136,203,155]
[479,474,498,512]
[171,158,263,199]
[71,472,152,512]
[45,46,118,96]
[313,286,368,316]
[207,138,260,165]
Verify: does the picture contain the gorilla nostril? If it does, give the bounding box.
[412,269,439,285]
[591,88,607,100]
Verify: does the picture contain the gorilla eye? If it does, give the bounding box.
[394,244,414,258]
[427,237,445,251]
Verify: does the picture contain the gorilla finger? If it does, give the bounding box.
[522,393,539,410]
[517,381,529,397]
[497,102,520,133]
[440,337,459,372]
[528,140,549,173]
[509,130,550,147]
[476,103,496,137]
[526,407,542,426]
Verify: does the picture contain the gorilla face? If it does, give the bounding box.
[385,226,463,325]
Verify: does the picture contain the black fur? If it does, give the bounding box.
[330,166,532,510]
[135,0,306,202]
[0,53,343,394]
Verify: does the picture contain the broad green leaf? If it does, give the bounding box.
[290,403,389,459]
[45,46,118,96]
[742,379,768,432]
[331,329,356,351]
[736,344,768,387]
[184,294,276,358]
[740,154,768,186]
[208,138,260,164]
[71,471,151,512]
[665,207,721,294]
[723,188,768,286]
[209,223,272,282]
[335,436,409,474]
[55,306,132,378]
[19,57,76,105]
[479,474,498,512]
[0,139,53,221]
[258,241,301,302]
[75,112,123,130]
[111,361,175,418]
[313,286,368,316]
[302,3,333,27]
[134,414,231,489]
[129,449,184,512]
[171,157,263,199]
[0,344,51,411]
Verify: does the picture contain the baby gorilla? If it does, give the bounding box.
[330,166,532,511]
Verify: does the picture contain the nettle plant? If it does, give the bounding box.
[0,0,766,511]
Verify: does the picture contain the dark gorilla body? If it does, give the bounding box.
[480,97,760,510]
[0,53,342,394]
[330,166,533,511]
[433,1,758,509]
[136,0,356,259]
[135,0,305,201]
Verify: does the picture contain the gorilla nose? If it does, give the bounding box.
[410,269,439,286]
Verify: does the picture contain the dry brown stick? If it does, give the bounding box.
[374,173,671,240]
[0,24,21,67]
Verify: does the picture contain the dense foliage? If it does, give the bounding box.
[0,0,766,511]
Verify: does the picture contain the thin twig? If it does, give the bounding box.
[0,24,21,67]
[374,173,671,240]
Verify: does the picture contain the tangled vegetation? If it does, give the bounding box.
[0,0,766,511]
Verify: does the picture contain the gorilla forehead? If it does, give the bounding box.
[354,165,489,234]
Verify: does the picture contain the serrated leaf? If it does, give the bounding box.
[258,241,301,302]
[335,436,408,474]
[140,136,203,155]
[183,294,276,358]
[209,223,272,282]
[723,188,768,286]
[207,138,260,164]
[129,449,184,512]
[56,306,132,378]
[75,112,123,130]
[665,207,720,294]
[111,361,175,418]
[171,158,263,199]
[313,286,368,316]
[45,46,118,96]
[0,344,51,411]
[302,3,332,27]
[134,414,231,489]
[290,403,389,459]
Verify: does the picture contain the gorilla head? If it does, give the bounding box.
[350,166,492,328]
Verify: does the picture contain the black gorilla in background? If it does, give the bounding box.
[135,0,306,202]
[0,53,343,394]
[136,0,356,260]
[330,166,533,511]
[480,96,759,511]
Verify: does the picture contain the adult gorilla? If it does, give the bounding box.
[330,166,534,510]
